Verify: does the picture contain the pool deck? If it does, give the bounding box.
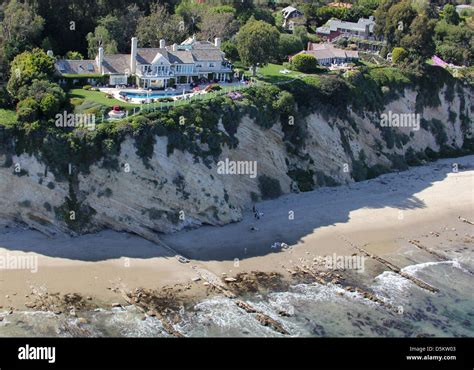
[100,82,248,105]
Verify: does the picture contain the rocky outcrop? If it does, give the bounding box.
[0,84,472,239]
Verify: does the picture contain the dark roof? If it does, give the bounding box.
[136,48,162,64]
[56,39,227,75]
[137,47,203,64]
[190,49,224,62]
[55,60,99,74]
[103,54,130,74]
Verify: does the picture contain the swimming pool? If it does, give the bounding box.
[119,90,187,99]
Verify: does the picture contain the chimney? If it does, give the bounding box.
[130,37,138,74]
[214,37,221,49]
[172,43,177,51]
[159,39,166,49]
[98,47,104,74]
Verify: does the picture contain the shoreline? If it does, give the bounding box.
[0,155,473,319]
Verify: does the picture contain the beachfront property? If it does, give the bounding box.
[316,17,377,41]
[281,5,304,29]
[292,43,359,66]
[55,36,233,89]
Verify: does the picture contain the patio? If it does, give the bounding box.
[99,81,249,105]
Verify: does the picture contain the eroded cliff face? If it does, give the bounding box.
[0,85,472,239]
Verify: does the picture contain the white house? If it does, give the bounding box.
[55,36,233,88]
[281,6,304,29]
[316,17,378,41]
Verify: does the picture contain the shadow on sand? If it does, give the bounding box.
[0,156,471,262]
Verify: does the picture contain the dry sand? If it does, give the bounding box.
[0,156,473,311]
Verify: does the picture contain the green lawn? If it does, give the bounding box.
[240,63,323,84]
[234,62,302,82]
[68,88,138,109]
[258,63,300,78]
[0,108,17,127]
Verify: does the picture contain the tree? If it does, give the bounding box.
[221,40,239,61]
[96,5,144,53]
[400,14,436,72]
[7,49,55,99]
[39,93,62,117]
[391,47,408,64]
[86,25,118,58]
[434,19,473,66]
[374,0,437,71]
[290,53,319,73]
[315,6,350,25]
[18,79,66,103]
[273,90,295,116]
[198,10,239,41]
[16,97,38,123]
[0,0,45,63]
[278,34,304,62]
[349,0,382,20]
[65,51,84,60]
[443,4,460,25]
[17,79,66,120]
[293,26,310,46]
[236,18,280,75]
[136,3,188,47]
[385,0,417,51]
[175,0,206,34]
[374,0,408,54]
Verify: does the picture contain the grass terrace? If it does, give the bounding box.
[69,89,138,109]
[254,63,303,83]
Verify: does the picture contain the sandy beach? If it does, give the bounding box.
[0,155,473,316]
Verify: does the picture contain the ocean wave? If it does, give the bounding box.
[401,260,473,275]
[183,297,281,337]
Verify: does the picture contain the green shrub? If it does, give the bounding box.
[288,168,314,192]
[278,34,304,62]
[291,53,319,73]
[206,83,221,92]
[258,175,282,200]
[40,93,61,117]
[16,98,39,122]
[392,47,408,65]
[221,40,239,61]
